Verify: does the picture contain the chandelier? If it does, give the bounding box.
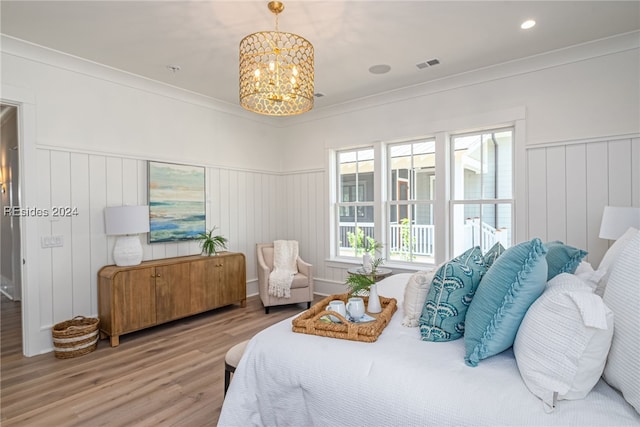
[239,1,314,116]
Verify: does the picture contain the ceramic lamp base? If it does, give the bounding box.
[113,235,143,266]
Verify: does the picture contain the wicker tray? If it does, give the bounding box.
[292,293,397,343]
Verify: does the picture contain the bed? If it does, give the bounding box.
[219,235,640,426]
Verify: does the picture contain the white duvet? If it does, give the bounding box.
[218,274,640,427]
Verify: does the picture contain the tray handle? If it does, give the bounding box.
[305,309,360,340]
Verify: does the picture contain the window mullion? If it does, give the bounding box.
[434,131,449,264]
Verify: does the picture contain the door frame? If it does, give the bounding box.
[3,84,42,356]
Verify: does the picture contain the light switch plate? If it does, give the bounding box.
[41,235,64,248]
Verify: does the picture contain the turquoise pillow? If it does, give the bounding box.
[545,241,587,281]
[484,242,506,268]
[464,238,548,366]
[420,246,487,342]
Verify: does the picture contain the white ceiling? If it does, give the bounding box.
[2,1,639,111]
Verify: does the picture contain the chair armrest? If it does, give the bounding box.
[257,255,271,293]
[297,257,312,278]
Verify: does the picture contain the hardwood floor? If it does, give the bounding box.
[0,294,321,426]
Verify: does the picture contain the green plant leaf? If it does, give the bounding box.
[195,226,228,255]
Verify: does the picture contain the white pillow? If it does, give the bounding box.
[402,269,437,327]
[514,273,614,411]
[595,227,638,296]
[603,229,640,414]
[573,261,605,292]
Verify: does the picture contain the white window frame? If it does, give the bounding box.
[449,127,515,258]
[328,109,526,268]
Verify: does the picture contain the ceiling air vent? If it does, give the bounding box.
[416,58,440,70]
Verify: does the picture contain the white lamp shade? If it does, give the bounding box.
[104,205,150,236]
[599,206,640,240]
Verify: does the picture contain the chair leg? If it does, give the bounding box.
[224,367,232,397]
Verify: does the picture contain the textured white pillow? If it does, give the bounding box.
[514,273,614,411]
[573,261,605,292]
[603,229,640,414]
[402,269,437,327]
[595,227,638,296]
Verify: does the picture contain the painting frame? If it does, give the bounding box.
[147,161,206,243]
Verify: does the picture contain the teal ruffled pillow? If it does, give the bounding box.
[419,246,487,342]
[464,238,548,367]
[545,241,587,281]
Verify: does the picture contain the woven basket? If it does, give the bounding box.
[292,293,397,342]
[52,316,100,359]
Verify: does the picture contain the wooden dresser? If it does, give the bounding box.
[98,252,246,347]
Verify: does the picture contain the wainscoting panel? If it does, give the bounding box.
[34,136,635,335]
[34,148,285,332]
[278,170,329,282]
[526,137,639,268]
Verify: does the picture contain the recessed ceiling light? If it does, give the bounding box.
[369,64,391,75]
[521,19,536,30]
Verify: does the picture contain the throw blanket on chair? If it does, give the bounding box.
[268,240,298,298]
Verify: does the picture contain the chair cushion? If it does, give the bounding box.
[263,246,308,289]
[225,340,250,367]
[291,273,309,289]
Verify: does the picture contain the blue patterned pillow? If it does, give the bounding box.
[545,241,587,281]
[484,242,506,268]
[464,238,548,367]
[419,246,487,342]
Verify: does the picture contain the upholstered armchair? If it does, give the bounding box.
[256,243,314,314]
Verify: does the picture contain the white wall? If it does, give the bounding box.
[278,34,640,171]
[1,32,639,355]
[527,137,640,267]
[2,36,290,355]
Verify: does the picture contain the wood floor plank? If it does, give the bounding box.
[1,294,322,426]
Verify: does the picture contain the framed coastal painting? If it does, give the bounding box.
[148,161,206,243]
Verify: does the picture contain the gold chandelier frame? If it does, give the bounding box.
[239,1,314,116]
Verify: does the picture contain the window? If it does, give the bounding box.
[388,140,435,263]
[332,126,515,266]
[450,128,513,256]
[336,148,375,257]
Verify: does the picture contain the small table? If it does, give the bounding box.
[347,267,393,282]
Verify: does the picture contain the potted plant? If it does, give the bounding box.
[197,226,228,256]
[346,257,385,296]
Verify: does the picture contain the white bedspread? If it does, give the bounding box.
[218,274,640,427]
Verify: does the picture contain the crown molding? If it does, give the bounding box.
[282,30,640,127]
[2,30,638,129]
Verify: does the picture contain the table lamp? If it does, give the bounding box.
[104,205,150,266]
[599,206,640,240]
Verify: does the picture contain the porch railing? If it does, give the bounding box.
[339,219,508,257]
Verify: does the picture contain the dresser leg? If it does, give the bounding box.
[110,335,120,347]
[240,299,247,308]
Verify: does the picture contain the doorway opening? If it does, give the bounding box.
[1,104,22,359]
